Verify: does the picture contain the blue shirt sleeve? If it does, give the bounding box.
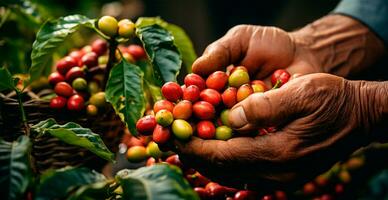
[333,0,388,45]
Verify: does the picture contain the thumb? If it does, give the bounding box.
[192,38,244,76]
[228,88,298,132]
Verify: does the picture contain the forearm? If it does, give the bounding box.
[291,15,385,77]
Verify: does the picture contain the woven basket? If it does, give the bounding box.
[0,89,124,173]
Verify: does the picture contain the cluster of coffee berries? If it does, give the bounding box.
[48,39,146,115]
[144,154,288,200]
[98,16,135,38]
[135,66,291,148]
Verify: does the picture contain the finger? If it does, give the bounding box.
[228,86,300,131]
[176,134,299,186]
[192,34,247,76]
[286,61,318,76]
[176,133,292,165]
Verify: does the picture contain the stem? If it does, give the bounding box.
[16,89,30,136]
[271,80,281,90]
[103,39,118,88]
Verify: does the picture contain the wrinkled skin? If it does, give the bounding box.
[192,25,321,84]
[177,15,386,190]
[177,73,375,190]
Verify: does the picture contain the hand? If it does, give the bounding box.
[192,24,320,81]
[177,73,386,189]
[192,15,384,80]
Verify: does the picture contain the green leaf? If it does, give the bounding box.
[66,180,115,200]
[35,167,106,200]
[116,164,199,200]
[0,67,16,92]
[31,118,114,162]
[136,24,182,86]
[30,15,95,83]
[105,59,146,136]
[165,23,197,72]
[145,80,163,102]
[136,17,197,72]
[0,136,32,200]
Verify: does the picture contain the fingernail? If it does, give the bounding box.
[229,106,248,128]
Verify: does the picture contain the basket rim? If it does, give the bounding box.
[1,89,52,105]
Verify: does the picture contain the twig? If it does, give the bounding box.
[103,39,118,88]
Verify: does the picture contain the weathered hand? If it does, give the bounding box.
[192,15,384,81]
[192,24,321,81]
[177,73,387,190]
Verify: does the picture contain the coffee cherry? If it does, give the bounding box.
[67,94,85,111]
[193,101,215,120]
[237,84,254,102]
[98,16,118,37]
[72,77,87,91]
[48,72,65,85]
[229,69,250,87]
[56,56,77,75]
[122,52,135,63]
[274,190,287,200]
[118,19,135,38]
[173,100,192,120]
[230,66,249,74]
[234,190,258,200]
[183,85,200,102]
[172,119,193,140]
[220,109,230,126]
[98,55,108,65]
[127,45,147,60]
[194,187,210,199]
[184,73,206,91]
[146,141,162,159]
[165,154,183,168]
[91,39,108,56]
[197,121,216,139]
[146,157,156,166]
[206,71,228,91]
[127,146,147,162]
[335,184,344,194]
[50,96,67,109]
[89,92,106,107]
[303,182,316,195]
[251,80,267,93]
[69,50,85,63]
[205,182,227,198]
[136,115,157,135]
[161,82,182,102]
[65,67,85,82]
[200,89,222,106]
[88,81,100,94]
[152,124,171,145]
[153,99,174,113]
[222,87,237,108]
[54,82,73,97]
[155,109,174,127]
[80,52,98,68]
[215,126,233,140]
[271,69,290,87]
[262,195,274,200]
[86,104,98,116]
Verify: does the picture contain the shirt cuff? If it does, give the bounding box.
[333,0,388,46]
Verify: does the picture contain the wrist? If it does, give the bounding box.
[350,80,388,141]
[290,14,385,77]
